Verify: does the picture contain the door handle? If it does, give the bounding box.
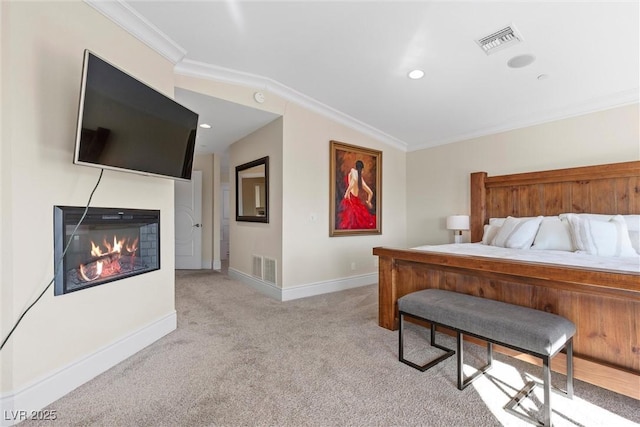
[193,223,202,228]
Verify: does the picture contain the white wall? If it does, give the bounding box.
[406,104,640,247]
[1,0,177,409]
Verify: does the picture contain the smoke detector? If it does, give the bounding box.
[476,24,523,55]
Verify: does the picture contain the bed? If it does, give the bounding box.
[373,160,640,399]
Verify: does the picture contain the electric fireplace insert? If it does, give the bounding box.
[54,206,160,295]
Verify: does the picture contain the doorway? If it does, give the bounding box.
[175,170,203,269]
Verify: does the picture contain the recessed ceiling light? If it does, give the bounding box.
[199,123,212,129]
[408,69,425,79]
[507,54,536,68]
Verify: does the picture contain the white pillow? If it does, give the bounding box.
[623,215,640,232]
[560,213,640,254]
[531,217,574,251]
[491,216,543,249]
[558,213,640,228]
[481,224,500,245]
[629,230,640,254]
[565,214,637,257]
[624,216,640,254]
[489,218,506,226]
[560,213,612,222]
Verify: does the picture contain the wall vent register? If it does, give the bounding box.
[252,255,263,280]
[263,257,277,285]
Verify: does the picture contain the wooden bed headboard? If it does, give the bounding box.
[470,161,640,242]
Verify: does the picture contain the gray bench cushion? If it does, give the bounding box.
[398,289,576,356]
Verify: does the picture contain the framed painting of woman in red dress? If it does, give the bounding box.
[329,140,382,236]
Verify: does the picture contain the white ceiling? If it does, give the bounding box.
[176,88,280,161]
[92,1,639,154]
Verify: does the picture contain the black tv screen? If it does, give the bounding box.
[74,50,198,181]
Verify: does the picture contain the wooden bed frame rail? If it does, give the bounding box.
[374,160,640,400]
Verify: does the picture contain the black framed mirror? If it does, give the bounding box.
[236,156,269,223]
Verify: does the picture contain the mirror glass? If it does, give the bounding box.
[236,156,269,223]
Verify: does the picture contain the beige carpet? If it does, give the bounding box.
[22,269,640,426]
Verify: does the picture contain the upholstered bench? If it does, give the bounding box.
[398,289,575,426]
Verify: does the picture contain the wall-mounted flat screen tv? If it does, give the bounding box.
[74,50,199,181]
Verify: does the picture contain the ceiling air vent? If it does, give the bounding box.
[476,25,523,55]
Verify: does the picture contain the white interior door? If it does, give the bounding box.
[175,170,202,269]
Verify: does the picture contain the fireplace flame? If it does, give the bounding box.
[78,235,139,282]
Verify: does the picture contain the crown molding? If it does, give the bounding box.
[84,0,186,64]
[410,88,640,151]
[175,60,409,151]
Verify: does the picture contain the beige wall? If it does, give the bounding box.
[1,1,176,394]
[174,74,408,289]
[228,101,409,289]
[406,104,640,247]
[0,0,9,397]
[281,103,407,287]
[230,118,284,284]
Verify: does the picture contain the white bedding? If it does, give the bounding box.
[411,243,640,273]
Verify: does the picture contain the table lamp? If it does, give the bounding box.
[446,215,469,243]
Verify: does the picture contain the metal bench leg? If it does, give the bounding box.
[549,338,574,399]
[399,312,405,362]
[543,356,551,427]
[457,332,463,389]
[504,356,552,426]
[398,312,455,372]
[430,322,436,345]
[505,340,575,427]
[457,332,493,390]
[505,380,540,426]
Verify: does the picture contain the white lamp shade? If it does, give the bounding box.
[446,215,470,231]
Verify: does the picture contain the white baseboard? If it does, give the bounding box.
[0,312,176,427]
[281,273,378,301]
[228,268,377,301]
[203,259,222,270]
[228,268,282,300]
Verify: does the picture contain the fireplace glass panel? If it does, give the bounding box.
[54,206,160,295]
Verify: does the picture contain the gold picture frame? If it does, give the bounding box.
[329,140,382,236]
